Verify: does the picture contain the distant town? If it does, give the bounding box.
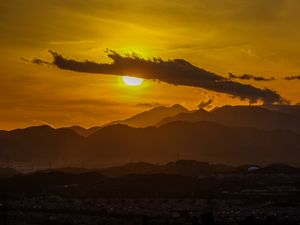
[1,160,300,225]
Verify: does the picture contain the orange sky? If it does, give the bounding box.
[1,0,300,130]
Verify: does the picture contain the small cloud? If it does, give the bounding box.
[197,97,214,109]
[31,58,52,66]
[20,57,30,63]
[228,73,275,81]
[284,75,300,80]
[20,57,52,66]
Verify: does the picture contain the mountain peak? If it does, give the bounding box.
[171,104,188,111]
[66,125,102,137]
[104,104,190,128]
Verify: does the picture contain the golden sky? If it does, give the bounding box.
[1,0,300,130]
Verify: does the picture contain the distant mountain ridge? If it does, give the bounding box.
[53,105,300,137]
[104,104,189,128]
[65,125,102,137]
[63,104,189,137]
[157,105,300,133]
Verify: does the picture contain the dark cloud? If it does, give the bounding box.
[284,75,300,80]
[228,73,275,81]
[21,57,52,66]
[198,97,214,109]
[20,57,30,63]
[32,58,52,66]
[48,50,284,105]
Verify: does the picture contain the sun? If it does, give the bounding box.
[122,76,144,86]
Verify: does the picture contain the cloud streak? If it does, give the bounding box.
[48,50,284,105]
[21,57,52,66]
[284,76,300,80]
[228,73,275,81]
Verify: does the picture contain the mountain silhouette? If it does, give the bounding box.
[65,125,102,137]
[84,121,300,166]
[0,125,83,166]
[62,105,189,137]
[1,119,300,167]
[104,104,189,128]
[157,105,300,133]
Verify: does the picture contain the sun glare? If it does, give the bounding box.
[122,76,144,86]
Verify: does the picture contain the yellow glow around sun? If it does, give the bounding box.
[122,76,144,86]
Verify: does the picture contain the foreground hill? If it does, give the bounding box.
[97,160,235,177]
[1,171,107,195]
[1,163,300,198]
[1,121,300,167]
[39,161,300,178]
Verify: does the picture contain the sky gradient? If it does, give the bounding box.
[1,0,300,130]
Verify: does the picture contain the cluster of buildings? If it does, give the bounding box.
[2,197,300,225]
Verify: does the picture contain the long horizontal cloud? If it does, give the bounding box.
[284,76,300,80]
[228,73,275,81]
[49,50,283,104]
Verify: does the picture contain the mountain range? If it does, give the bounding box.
[66,104,300,137]
[65,104,189,136]
[1,104,300,168]
[157,105,300,133]
[104,104,189,128]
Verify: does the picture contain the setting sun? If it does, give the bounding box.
[122,76,144,86]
